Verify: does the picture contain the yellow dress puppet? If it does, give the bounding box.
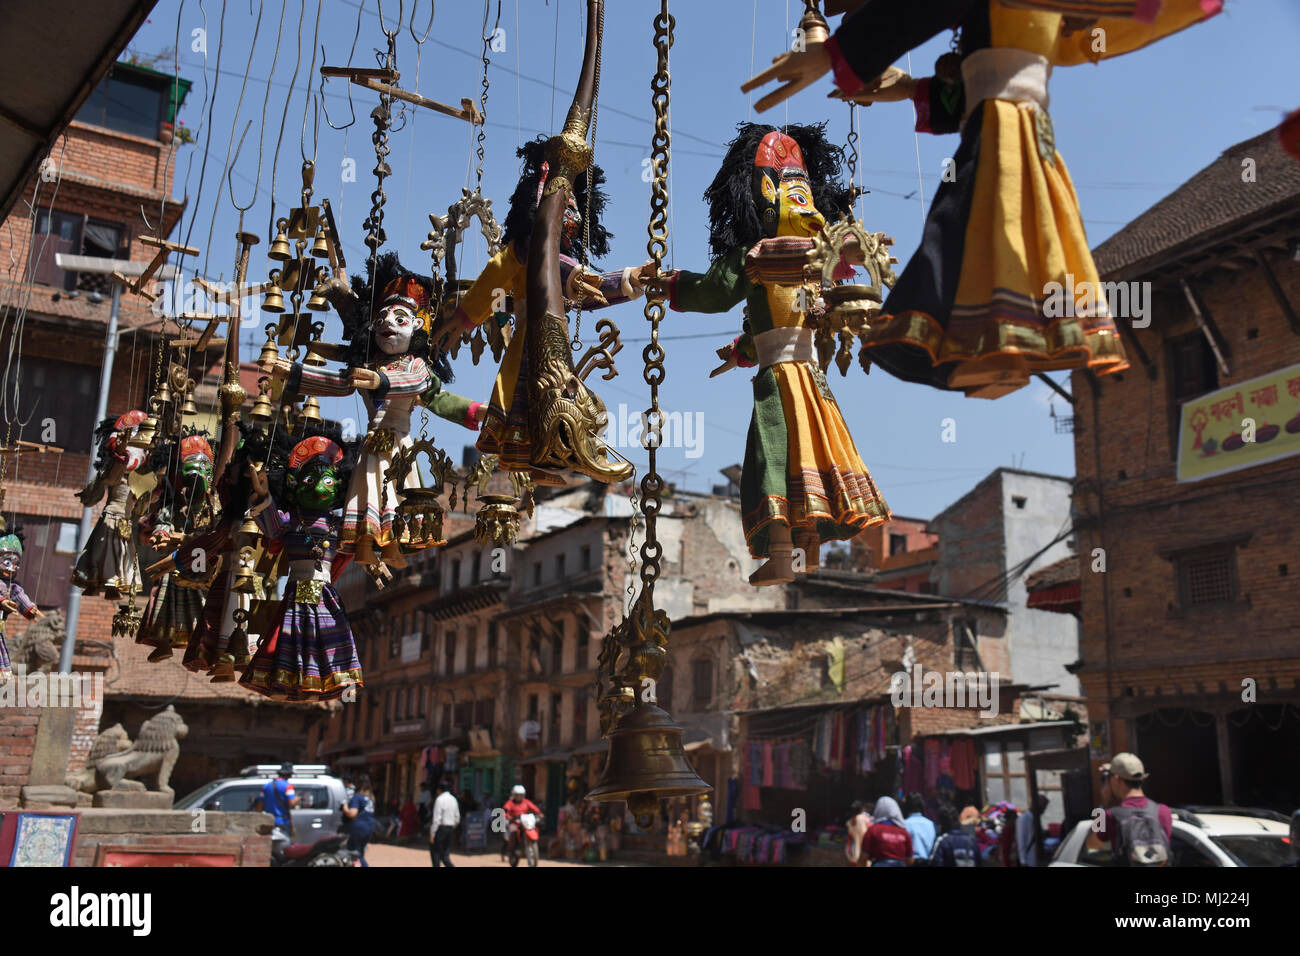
[664,124,891,585]
[749,0,1223,396]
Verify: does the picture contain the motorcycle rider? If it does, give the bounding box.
[502,784,544,861]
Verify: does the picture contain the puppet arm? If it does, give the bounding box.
[668,246,752,315]
[417,374,482,431]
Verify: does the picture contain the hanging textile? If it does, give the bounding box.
[902,743,925,794]
[749,741,763,786]
[775,741,793,789]
[789,740,812,790]
[924,738,942,792]
[951,737,978,789]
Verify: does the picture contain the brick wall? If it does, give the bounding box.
[0,708,39,808]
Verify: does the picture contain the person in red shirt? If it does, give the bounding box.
[501,785,544,861]
[865,796,913,867]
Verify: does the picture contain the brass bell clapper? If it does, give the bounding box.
[588,1,710,827]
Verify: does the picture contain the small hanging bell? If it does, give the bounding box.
[232,555,259,594]
[306,285,330,311]
[127,415,158,449]
[262,280,285,313]
[310,229,331,259]
[250,389,275,423]
[299,395,323,424]
[258,332,280,367]
[268,224,292,261]
[154,379,173,406]
[180,390,199,416]
[238,514,262,540]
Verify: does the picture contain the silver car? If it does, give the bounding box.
[173,764,348,840]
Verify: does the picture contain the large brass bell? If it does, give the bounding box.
[306,284,330,312]
[154,379,173,406]
[262,278,285,313]
[258,328,280,367]
[268,222,292,261]
[587,701,711,826]
[237,514,262,540]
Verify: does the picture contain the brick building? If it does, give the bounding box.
[850,515,940,593]
[1,61,205,809]
[1070,122,1300,811]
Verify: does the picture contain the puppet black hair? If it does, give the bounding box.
[337,251,453,383]
[703,122,852,260]
[501,136,611,261]
[91,416,120,472]
[263,418,360,508]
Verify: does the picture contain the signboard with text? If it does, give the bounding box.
[1176,362,1300,482]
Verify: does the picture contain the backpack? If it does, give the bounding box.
[1110,801,1169,866]
[935,830,978,867]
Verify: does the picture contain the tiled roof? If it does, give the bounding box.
[1092,124,1300,278]
[1024,554,1079,592]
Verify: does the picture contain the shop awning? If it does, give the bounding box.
[1026,582,1081,614]
[516,748,572,765]
[366,750,397,763]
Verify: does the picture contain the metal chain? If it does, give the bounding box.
[362,37,396,257]
[476,1,500,189]
[638,2,673,595]
[845,101,860,217]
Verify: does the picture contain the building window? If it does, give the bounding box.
[1168,332,1220,457]
[444,630,457,675]
[420,686,428,717]
[556,552,566,580]
[420,621,430,655]
[440,703,452,735]
[953,618,981,671]
[473,697,494,729]
[576,616,590,671]
[658,664,674,710]
[17,358,99,456]
[454,700,473,732]
[472,551,482,583]
[1176,546,1239,608]
[533,561,542,587]
[487,622,499,668]
[12,514,81,606]
[573,690,588,743]
[451,558,461,590]
[549,693,563,746]
[983,739,1030,809]
[581,544,592,572]
[889,533,908,557]
[691,658,714,710]
[31,210,125,292]
[527,694,540,721]
[76,65,171,139]
[552,621,565,674]
[465,626,478,672]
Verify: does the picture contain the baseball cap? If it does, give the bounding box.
[1109,752,1148,783]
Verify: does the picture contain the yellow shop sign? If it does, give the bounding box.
[1177,362,1300,482]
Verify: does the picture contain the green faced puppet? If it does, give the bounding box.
[285,436,345,513]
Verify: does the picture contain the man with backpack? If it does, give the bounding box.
[932,805,982,867]
[1088,753,1172,866]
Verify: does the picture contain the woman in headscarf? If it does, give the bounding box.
[865,796,913,867]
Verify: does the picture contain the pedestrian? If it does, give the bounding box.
[430,778,461,868]
[845,799,872,866]
[342,774,377,867]
[254,762,298,855]
[400,796,420,840]
[418,782,433,833]
[865,796,913,867]
[998,808,1019,867]
[931,805,981,868]
[1086,752,1171,866]
[903,792,936,866]
[1017,793,1050,867]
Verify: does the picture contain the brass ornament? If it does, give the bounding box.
[383,438,458,550]
[473,494,521,546]
[111,598,142,639]
[805,218,899,375]
[219,362,247,425]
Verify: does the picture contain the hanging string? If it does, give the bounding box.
[572,0,602,352]
[321,0,364,131]
[906,51,926,234]
[266,0,310,244]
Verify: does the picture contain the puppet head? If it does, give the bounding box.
[285,435,345,512]
[703,122,852,259]
[344,253,451,380]
[93,410,149,473]
[0,527,23,580]
[503,136,611,261]
[176,434,214,498]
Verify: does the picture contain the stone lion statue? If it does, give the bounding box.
[94,706,189,795]
[7,608,63,674]
[65,723,133,793]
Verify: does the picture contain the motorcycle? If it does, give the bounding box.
[272,833,360,867]
[506,812,541,868]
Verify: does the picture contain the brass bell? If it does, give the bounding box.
[268,223,292,261]
[237,515,262,540]
[306,285,329,311]
[127,415,158,449]
[232,556,259,594]
[586,701,711,827]
[250,389,275,423]
[258,332,280,367]
[262,279,285,313]
[299,395,322,425]
[154,380,173,406]
[310,229,331,259]
[180,391,199,416]
[209,656,236,682]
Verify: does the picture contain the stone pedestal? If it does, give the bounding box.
[20,784,80,809]
[92,789,174,810]
[72,810,273,867]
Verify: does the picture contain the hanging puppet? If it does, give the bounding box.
[0,526,44,683]
[133,433,221,662]
[744,0,1223,397]
[262,253,482,570]
[71,411,149,599]
[658,123,891,585]
[238,426,363,701]
[428,136,651,485]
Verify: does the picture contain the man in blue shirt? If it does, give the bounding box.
[903,793,937,865]
[255,762,298,853]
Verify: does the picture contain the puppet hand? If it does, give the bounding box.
[77,480,102,507]
[473,403,488,424]
[828,67,916,105]
[261,357,293,378]
[247,462,269,499]
[642,269,674,304]
[1,599,16,614]
[629,261,658,294]
[348,368,382,390]
[741,44,831,114]
[709,354,739,378]
[428,318,461,352]
[567,268,609,307]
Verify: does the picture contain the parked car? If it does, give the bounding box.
[1049,806,1292,867]
[173,764,348,839]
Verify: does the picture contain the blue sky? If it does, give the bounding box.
[128,0,1300,520]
